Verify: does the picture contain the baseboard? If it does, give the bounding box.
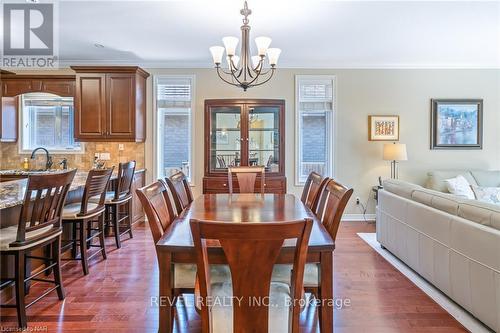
[341,214,376,222]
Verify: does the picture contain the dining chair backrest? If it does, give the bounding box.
[165,171,193,214]
[301,172,329,212]
[190,218,312,333]
[227,166,265,194]
[80,168,114,216]
[266,155,273,167]
[314,178,353,241]
[216,155,227,168]
[136,180,177,243]
[14,169,76,247]
[114,160,136,200]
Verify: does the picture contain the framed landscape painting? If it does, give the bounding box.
[368,115,399,141]
[430,99,483,150]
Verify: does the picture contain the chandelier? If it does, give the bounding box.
[209,1,281,91]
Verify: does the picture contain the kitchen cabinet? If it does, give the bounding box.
[203,99,286,194]
[0,97,18,142]
[1,75,75,97]
[1,74,75,142]
[71,66,149,142]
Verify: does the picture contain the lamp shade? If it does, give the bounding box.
[383,143,408,161]
[209,46,225,64]
[222,36,239,56]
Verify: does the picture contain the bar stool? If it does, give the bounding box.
[101,161,136,248]
[0,170,76,328]
[61,168,113,275]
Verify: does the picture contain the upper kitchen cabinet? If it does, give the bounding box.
[1,74,75,142]
[71,66,149,142]
[2,74,75,97]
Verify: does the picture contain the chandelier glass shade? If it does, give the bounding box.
[209,1,281,91]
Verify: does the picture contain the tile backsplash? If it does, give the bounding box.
[0,141,145,171]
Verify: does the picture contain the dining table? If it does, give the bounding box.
[155,193,335,333]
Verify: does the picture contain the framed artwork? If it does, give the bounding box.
[430,99,483,150]
[368,115,399,141]
[216,131,229,144]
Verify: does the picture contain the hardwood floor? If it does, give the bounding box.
[0,221,468,332]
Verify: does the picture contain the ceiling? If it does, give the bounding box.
[52,1,500,68]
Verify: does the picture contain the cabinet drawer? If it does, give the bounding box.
[203,176,286,194]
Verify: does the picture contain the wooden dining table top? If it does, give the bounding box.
[156,193,335,253]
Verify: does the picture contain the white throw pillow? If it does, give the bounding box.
[444,175,475,199]
[471,186,500,205]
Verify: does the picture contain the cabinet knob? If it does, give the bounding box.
[223,183,227,187]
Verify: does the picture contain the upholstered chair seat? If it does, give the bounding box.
[62,202,102,219]
[272,264,319,287]
[202,281,292,332]
[0,225,60,251]
[89,191,130,204]
[173,264,231,289]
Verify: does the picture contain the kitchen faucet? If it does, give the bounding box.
[30,147,53,170]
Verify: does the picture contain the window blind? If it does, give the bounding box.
[157,77,192,108]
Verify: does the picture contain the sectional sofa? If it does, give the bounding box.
[376,170,500,332]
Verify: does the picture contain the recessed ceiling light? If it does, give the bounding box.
[94,43,105,48]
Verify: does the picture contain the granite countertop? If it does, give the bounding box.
[0,168,145,210]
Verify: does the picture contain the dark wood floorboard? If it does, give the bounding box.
[0,221,468,332]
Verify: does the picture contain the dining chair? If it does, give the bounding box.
[300,172,329,212]
[165,171,194,215]
[227,166,265,194]
[61,168,113,275]
[273,178,353,304]
[98,161,136,248]
[135,181,230,296]
[216,155,227,168]
[0,170,76,328]
[190,218,313,333]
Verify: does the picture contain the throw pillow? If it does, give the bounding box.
[471,186,500,205]
[444,175,475,199]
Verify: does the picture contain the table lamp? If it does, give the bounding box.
[383,143,407,179]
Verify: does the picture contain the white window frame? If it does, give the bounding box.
[153,74,196,185]
[18,94,84,154]
[295,75,336,186]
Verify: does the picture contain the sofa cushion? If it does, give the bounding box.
[411,188,464,216]
[470,170,500,187]
[426,170,477,193]
[458,200,500,230]
[383,179,422,200]
[444,175,475,199]
[471,186,500,205]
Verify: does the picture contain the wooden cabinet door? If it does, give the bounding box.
[41,79,75,97]
[106,74,135,140]
[2,79,33,97]
[74,74,106,140]
[1,97,18,142]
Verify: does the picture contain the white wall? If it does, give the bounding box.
[145,68,500,215]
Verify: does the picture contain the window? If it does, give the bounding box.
[295,75,335,185]
[21,93,82,153]
[155,76,194,182]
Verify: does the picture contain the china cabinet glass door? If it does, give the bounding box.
[209,106,243,172]
[247,105,280,172]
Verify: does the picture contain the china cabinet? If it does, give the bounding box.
[203,99,286,193]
